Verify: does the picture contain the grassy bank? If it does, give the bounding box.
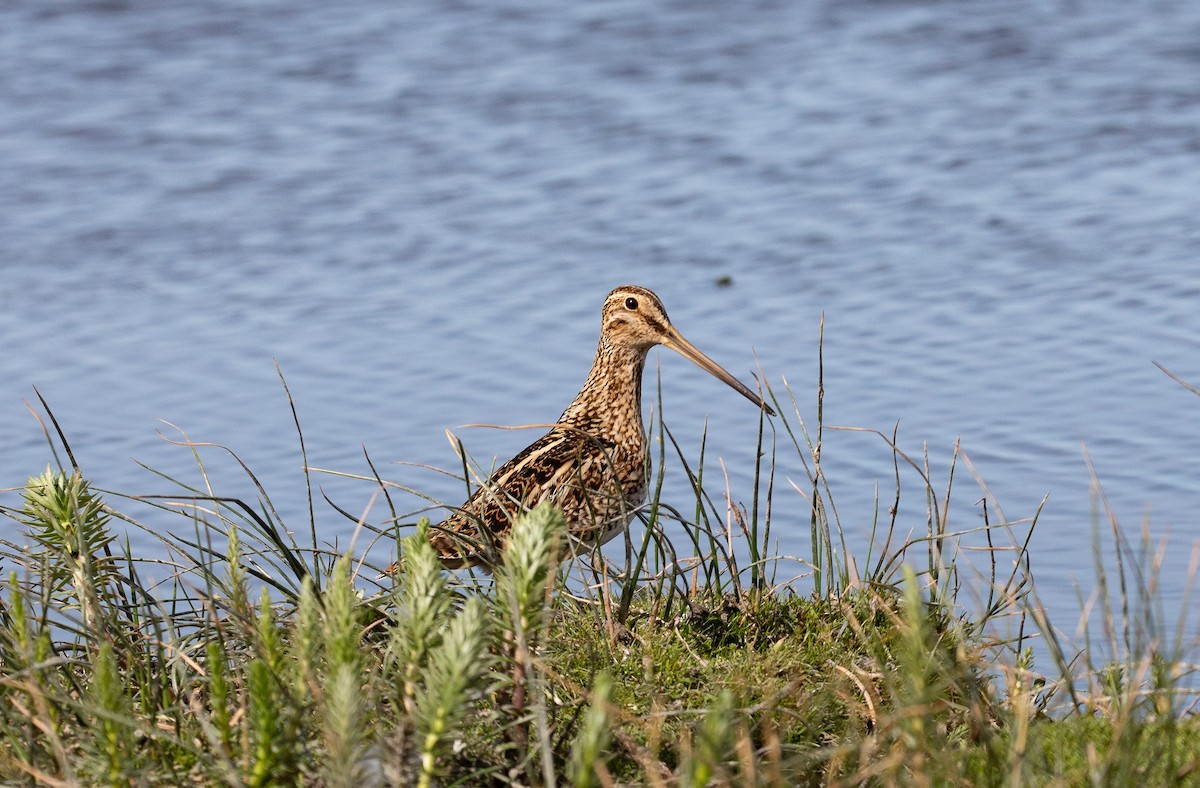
[1,376,1198,786]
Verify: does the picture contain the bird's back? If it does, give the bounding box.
[428,424,648,567]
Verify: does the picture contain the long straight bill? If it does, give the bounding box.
[662,327,775,416]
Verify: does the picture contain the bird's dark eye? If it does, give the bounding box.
[624,297,639,310]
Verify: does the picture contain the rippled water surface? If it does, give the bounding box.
[3,0,1199,643]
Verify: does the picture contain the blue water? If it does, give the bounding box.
[3,0,1199,659]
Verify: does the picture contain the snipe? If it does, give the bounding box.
[428,285,774,568]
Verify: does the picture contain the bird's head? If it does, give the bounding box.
[599,285,775,416]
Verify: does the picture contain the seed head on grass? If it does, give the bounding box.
[205,639,234,756]
[290,573,322,701]
[89,640,134,785]
[384,520,452,717]
[2,570,51,673]
[323,663,372,788]
[320,554,372,788]
[323,554,361,672]
[414,596,490,788]
[225,525,251,620]
[254,586,284,674]
[245,586,299,787]
[17,468,114,561]
[496,501,566,639]
[16,468,117,631]
[494,502,567,780]
[246,655,282,787]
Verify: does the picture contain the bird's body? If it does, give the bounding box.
[428,285,773,568]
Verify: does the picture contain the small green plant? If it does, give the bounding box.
[567,670,613,787]
[15,468,119,633]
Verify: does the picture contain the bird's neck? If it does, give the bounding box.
[558,339,648,449]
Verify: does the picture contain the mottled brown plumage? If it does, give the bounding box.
[429,285,774,568]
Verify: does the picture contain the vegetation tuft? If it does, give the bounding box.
[1,361,1198,786]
